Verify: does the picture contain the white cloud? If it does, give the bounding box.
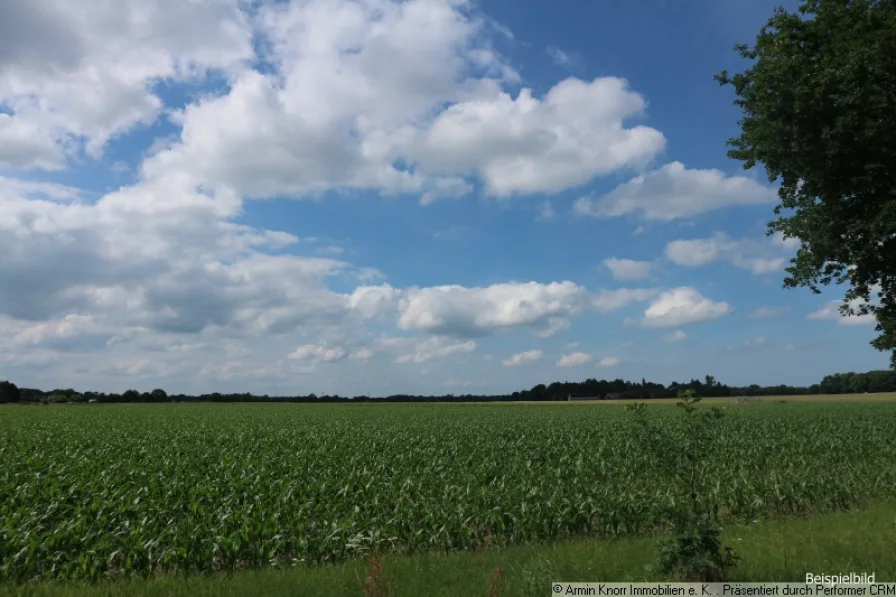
[535,317,570,338]
[501,350,542,367]
[103,0,486,196]
[410,77,666,197]
[395,281,592,337]
[348,285,402,320]
[665,235,728,267]
[546,46,576,69]
[0,177,85,202]
[395,337,476,364]
[592,288,659,312]
[314,245,346,256]
[0,175,361,336]
[0,0,832,397]
[557,352,592,367]
[808,298,878,326]
[664,232,790,275]
[598,356,620,367]
[663,330,687,342]
[603,258,653,281]
[0,0,254,169]
[131,0,664,201]
[289,345,348,363]
[736,257,783,275]
[574,161,776,221]
[3,171,606,394]
[7,314,106,351]
[770,231,800,251]
[641,287,731,328]
[349,348,374,362]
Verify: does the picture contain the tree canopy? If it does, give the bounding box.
[8,369,896,404]
[0,380,20,403]
[716,0,896,365]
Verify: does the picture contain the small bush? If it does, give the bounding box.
[628,391,739,581]
[655,513,739,581]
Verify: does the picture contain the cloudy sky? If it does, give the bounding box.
[0,0,886,396]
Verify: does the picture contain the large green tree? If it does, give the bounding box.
[716,0,896,365]
[0,380,20,403]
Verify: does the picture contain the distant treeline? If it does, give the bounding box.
[2,369,895,404]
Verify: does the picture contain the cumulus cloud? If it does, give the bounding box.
[4,0,668,198]
[546,46,576,69]
[808,300,878,326]
[501,350,542,367]
[349,348,374,362]
[641,287,731,328]
[535,317,571,338]
[395,281,592,338]
[395,337,476,364]
[0,0,254,169]
[603,258,653,281]
[410,77,666,197]
[573,162,776,221]
[3,314,109,351]
[592,288,659,312]
[0,175,352,333]
[348,285,402,320]
[664,232,791,275]
[770,231,800,251]
[288,345,348,363]
[0,0,792,396]
[557,352,592,367]
[598,356,619,367]
[663,330,687,342]
[806,281,882,327]
[137,1,664,201]
[3,170,623,393]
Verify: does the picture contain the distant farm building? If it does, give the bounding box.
[728,395,761,404]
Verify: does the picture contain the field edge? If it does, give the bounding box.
[4,501,894,597]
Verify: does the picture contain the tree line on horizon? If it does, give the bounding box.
[2,370,895,404]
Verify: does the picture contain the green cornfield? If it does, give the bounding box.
[1,401,895,582]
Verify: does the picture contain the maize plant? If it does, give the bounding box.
[1,401,895,582]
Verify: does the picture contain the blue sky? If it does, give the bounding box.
[0,0,888,396]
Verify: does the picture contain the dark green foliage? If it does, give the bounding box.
[716,0,896,365]
[819,369,896,393]
[6,369,896,405]
[655,513,739,582]
[0,380,20,403]
[121,389,140,402]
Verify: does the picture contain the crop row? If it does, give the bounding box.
[1,402,895,582]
